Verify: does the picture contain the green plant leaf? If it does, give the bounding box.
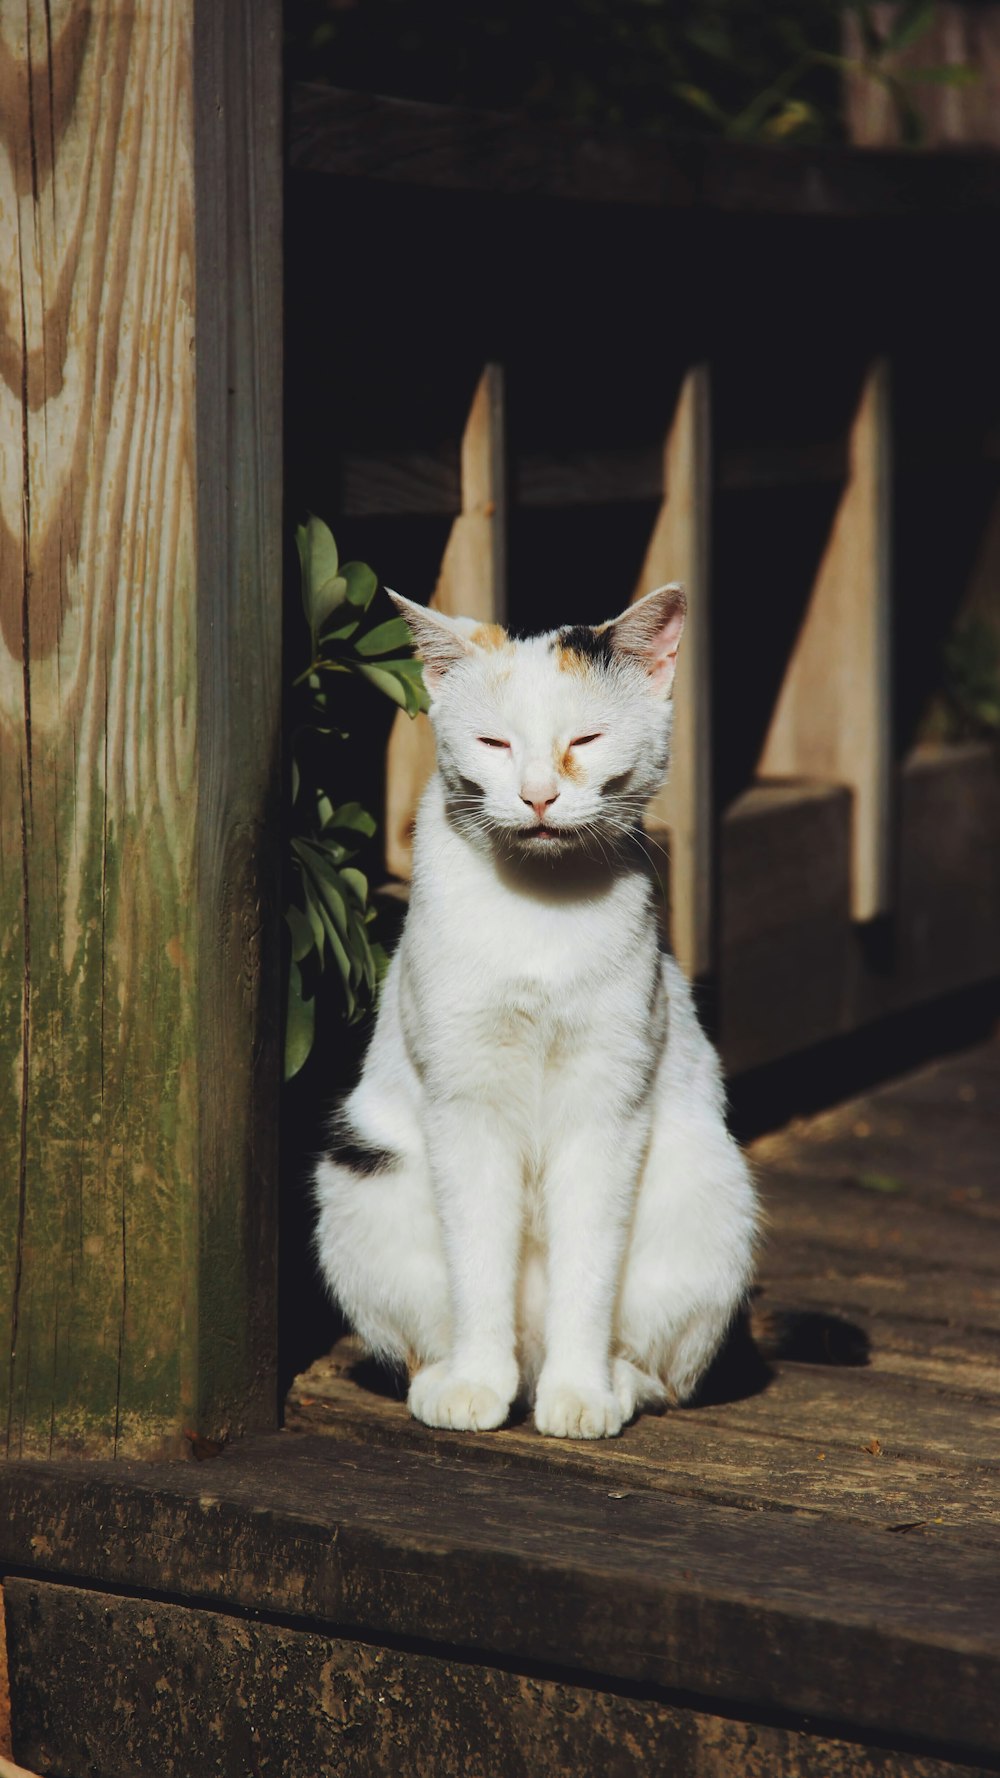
[671,81,729,126]
[358,661,425,710]
[317,793,334,830]
[849,0,882,58]
[904,64,978,85]
[298,515,348,635]
[341,561,378,609]
[316,899,356,1017]
[355,617,415,657]
[293,835,350,878]
[855,1171,905,1195]
[284,961,315,1081]
[300,852,351,941]
[341,908,369,989]
[302,879,327,960]
[763,98,819,139]
[331,802,378,838]
[341,866,368,905]
[885,0,935,54]
[318,613,361,643]
[291,755,300,805]
[285,903,314,965]
[353,915,377,992]
[365,656,431,715]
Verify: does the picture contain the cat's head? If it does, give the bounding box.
[391,587,686,856]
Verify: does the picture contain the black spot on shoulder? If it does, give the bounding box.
[555,625,615,666]
[330,1114,401,1177]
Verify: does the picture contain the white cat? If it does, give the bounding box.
[314,586,758,1439]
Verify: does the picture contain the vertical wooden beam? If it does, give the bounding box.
[640,366,713,977]
[0,1585,9,1762]
[384,364,506,878]
[0,0,282,1458]
[758,362,892,920]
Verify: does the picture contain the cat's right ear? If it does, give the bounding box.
[388,592,474,693]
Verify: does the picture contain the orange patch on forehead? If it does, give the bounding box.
[554,739,584,782]
[554,645,592,677]
[470,622,511,652]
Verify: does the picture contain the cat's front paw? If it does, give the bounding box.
[408,1361,514,1432]
[534,1380,623,1440]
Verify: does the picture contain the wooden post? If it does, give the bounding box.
[758,362,892,921]
[384,364,506,878]
[0,1,282,1458]
[639,366,713,977]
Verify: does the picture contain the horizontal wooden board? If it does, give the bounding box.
[2,1431,1000,1762]
[336,440,851,518]
[720,747,1000,1072]
[6,1581,993,1778]
[756,1245,1000,1337]
[286,1367,1000,1546]
[759,1173,1000,1280]
[289,86,1000,217]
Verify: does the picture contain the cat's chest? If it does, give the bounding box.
[417,884,646,1037]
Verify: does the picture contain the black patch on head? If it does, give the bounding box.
[555,625,615,667]
[330,1114,400,1177]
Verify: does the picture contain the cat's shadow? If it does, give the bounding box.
[344,1302,870,1420]
[689,1300,870,1408]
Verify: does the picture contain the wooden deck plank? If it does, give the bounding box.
[6,1580,993,1778]
[756,1254,1000,1338]
[285,1381,1000,1545]
[758,1173,1000,1277]
[1,1436,999,1762]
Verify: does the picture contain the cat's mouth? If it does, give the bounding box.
[520,823,571,844]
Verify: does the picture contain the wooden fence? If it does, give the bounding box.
[287,86,1000,1075]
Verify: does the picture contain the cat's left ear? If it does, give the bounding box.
[607,584,687,695]
[387,591,474,692]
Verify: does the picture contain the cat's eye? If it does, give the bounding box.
[571,733,603,747]
[478,737,511,749]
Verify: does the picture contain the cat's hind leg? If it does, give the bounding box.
[616,1117,758,1409]
[313,1128,450,1377]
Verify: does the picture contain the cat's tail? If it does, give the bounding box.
[612,1356,669,1421]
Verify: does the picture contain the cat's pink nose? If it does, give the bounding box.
[520,778,559,821]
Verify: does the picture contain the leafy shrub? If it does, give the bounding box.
[285,0,971,146]
[284,517,427,1079]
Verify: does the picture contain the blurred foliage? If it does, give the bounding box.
[932,616,1000,742]
[285,0,970,145]
[285,517,428,1080]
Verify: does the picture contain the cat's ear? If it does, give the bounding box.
[388,592,474,692]
[607,584,687,695]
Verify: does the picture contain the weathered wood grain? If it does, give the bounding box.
[384,364,506,878]
[758,363,893,919]
[5,1580,994,1778]
[719,745,1000,1072]
[0,0,281,1457]
[0,1585,9,1761]
[640,366,713,976]
[2,1434,999,1762]
[285,1373,1000,1546]
[760,1244,1000,1336]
